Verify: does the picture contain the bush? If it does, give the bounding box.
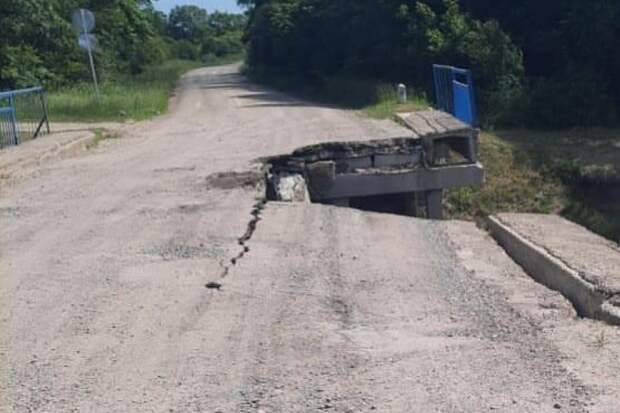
[172,39,202,61]
[203,31,245,57]
[0,45,49,89]
[463,20,524,127]
[136,37,172,67]
[517,73,618,129]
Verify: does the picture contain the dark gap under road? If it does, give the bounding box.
[348,193,416,216]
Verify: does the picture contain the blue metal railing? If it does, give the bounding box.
[0,87,50,148]
[432,65,478,127]
[0,107,18,147]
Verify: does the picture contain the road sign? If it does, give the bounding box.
[78,34,98,51]
[72,9,95,33]
[72,9,100,100]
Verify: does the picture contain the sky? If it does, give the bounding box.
[154,0,243,14]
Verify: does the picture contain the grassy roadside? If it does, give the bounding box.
[48,60,201,122]
[246,68,430,113]
[444,132,567,220]
[445,129,620,242]
[48,54,243,123]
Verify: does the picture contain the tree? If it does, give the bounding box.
[0,0,182,88]
[241,0,620,127]
[207,11,247,36]
[459,0,620,126]
[0,0,82,88]
[167,5,208,41]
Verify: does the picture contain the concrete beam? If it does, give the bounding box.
[426,190,443,220]
[402,192,419,217]
[314,163,484,200]
[321,153,423,174]
[373,153,421,167]
[335,157,373,172]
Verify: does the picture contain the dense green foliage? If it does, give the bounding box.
[241,0,620,128]
[0,0,246,90]
[459,0,620,127]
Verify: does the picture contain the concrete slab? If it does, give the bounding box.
[396,109,471,138]
[0,123,120,186]
[396,110,479,165]
[488,213,620,324]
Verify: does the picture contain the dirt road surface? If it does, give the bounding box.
[1,65,619,412]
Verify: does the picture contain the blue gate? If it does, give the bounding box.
[0,87,50,148]
[432,65,478,126]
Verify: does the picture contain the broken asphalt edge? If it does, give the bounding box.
[486,215,620,326]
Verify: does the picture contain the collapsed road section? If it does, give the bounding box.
[265,109,484,219]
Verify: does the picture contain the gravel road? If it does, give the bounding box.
[1,65,619,412]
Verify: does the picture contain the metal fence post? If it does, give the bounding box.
[8,94,19,145]
[42,90,50,134]
[466,70,478,127]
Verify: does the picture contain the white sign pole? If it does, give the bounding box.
[81,9,101,100]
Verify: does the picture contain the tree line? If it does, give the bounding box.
[240,0,620,128]
[0,0,246,90]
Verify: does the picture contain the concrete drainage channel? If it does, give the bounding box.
[487,214,620,326]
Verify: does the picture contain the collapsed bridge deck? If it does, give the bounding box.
[266,110,484,219]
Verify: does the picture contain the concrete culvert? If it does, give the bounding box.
[264,136,484,219]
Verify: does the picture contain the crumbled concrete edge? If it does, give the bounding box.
[268,172,311,203]
[486,215,620,326]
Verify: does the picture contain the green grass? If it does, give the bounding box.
[47,56,242,123]
[445,132,567,219]
[493,129,620,183]
[86,128,120,150]
[495,129,620,242]
[363,85,429,119]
